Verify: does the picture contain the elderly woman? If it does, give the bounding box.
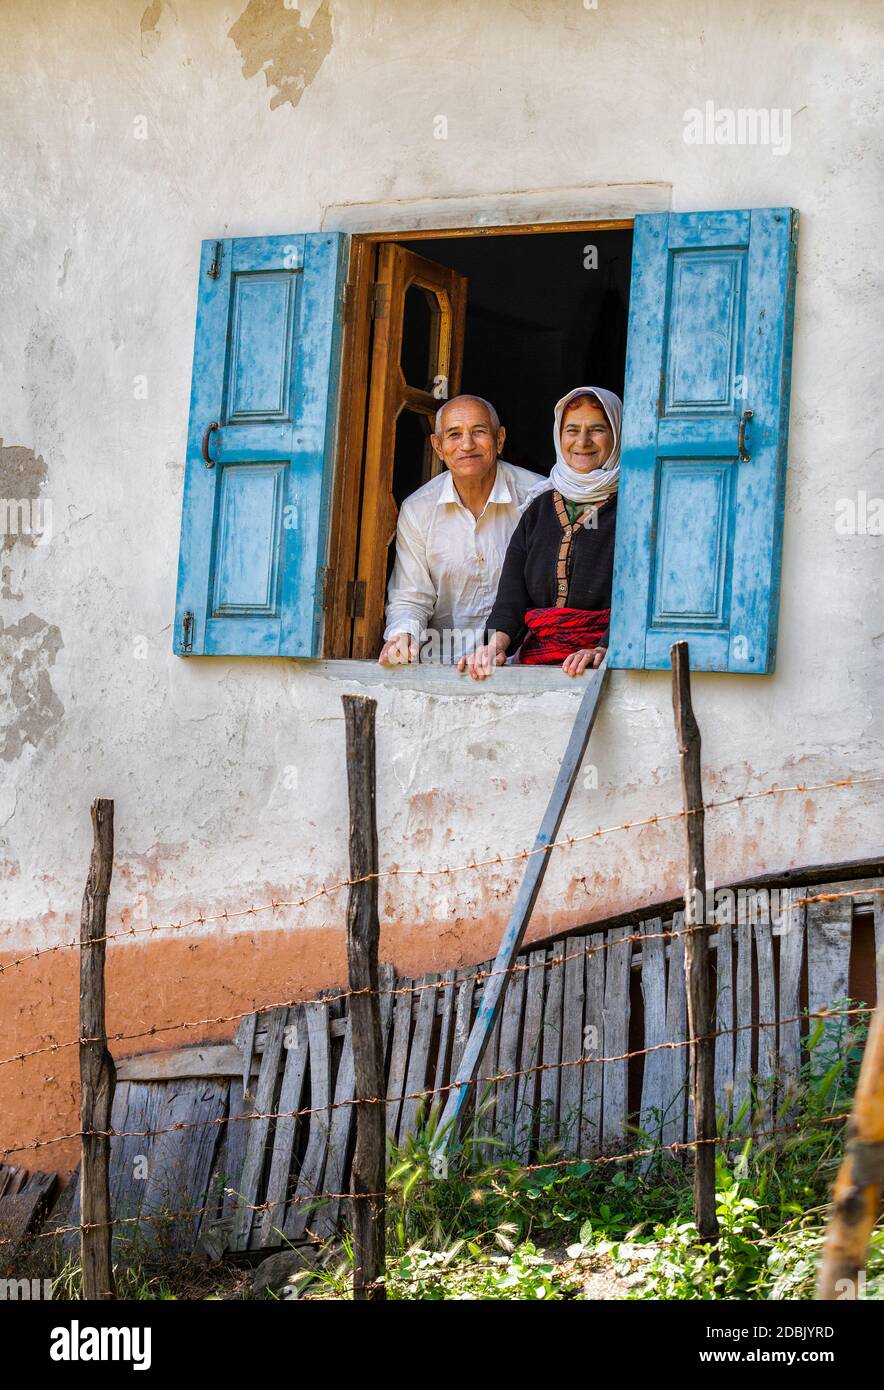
[460,386,621,679]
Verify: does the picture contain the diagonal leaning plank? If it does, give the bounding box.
[432,660,609,1159]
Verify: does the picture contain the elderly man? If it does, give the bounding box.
[379,396,544,665]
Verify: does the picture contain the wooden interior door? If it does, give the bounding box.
[350,245,467,658]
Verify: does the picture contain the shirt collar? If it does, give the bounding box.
[435,462,513,510]
[488,461,514,505]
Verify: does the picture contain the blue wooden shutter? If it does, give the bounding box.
[609,208,797,673]
[173,233,348,656]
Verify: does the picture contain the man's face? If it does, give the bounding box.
[431,400,505,484]
[560,400,614,474]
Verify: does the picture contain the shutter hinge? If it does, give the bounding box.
[180,611,194,654]
[208,241,223,279]
[789,209,799,243]
[369,282,389,319]
[346,579,366,618]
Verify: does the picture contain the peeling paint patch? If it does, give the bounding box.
[229,0,332,111]
[0,442,49,553]
[140,0,164,56]
[141,0,162,33]
[0,614,64,762]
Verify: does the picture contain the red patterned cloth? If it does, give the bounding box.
[517,606,610,665]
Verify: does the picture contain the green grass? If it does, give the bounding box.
[326,997,880,1300]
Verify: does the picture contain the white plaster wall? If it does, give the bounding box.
[0,0,882,960]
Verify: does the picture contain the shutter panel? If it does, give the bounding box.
[173,233,348,656]
[608,208,797,673]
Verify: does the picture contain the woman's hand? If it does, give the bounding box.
[458,631,510,680]
[562,645,607,677]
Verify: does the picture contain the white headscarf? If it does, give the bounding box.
[546,385,623,507]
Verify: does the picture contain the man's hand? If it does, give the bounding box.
[458,632,510,680]
[562,646,606,677]
[378,633,418,666]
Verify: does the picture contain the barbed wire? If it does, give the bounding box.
[1,772,880,977]
[1,1002,869,1161]
[0,881,877,1073]
[1,1109,853,1252]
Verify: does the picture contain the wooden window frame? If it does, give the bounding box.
[322,218,634,659]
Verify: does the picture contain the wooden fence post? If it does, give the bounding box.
[817,1003,884,1298]
[80,797,116,1299]
[342,695,386,1301]
[670,643,718,1241]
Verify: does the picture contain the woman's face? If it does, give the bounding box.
[560,399,614,474]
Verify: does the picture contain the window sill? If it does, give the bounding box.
[306,659,602,694]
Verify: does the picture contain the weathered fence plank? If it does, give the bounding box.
[256,1004,307,1246]
[539,942,565,1151]
[662,913,688,1154]
[601,925,631,1149]
[285,999,332,1240]
[514,950,546,1161]
[474,1005,502,1162]
[559,936,587,1158]
[450,967,478,1080]
[581,931,605,1156]
[433,969,458,1107]
[713,916,734,1132]
[142,1080,228,1253]
[807,898,852,1079]
[754,919,777,1132]
[495,961,527,1155]
[733,915,753,1125]
[385,982,413,1143]
[399,973,440,1141]
[231,1004,287,1250]
[638,917,667,1166]
[314,1009,356,1239]
[777,887,805,1115]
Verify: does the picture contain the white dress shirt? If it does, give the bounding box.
[384,460,546,662]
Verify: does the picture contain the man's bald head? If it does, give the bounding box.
[433,395,501,435]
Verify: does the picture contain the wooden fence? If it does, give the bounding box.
[55,874,883,1258]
